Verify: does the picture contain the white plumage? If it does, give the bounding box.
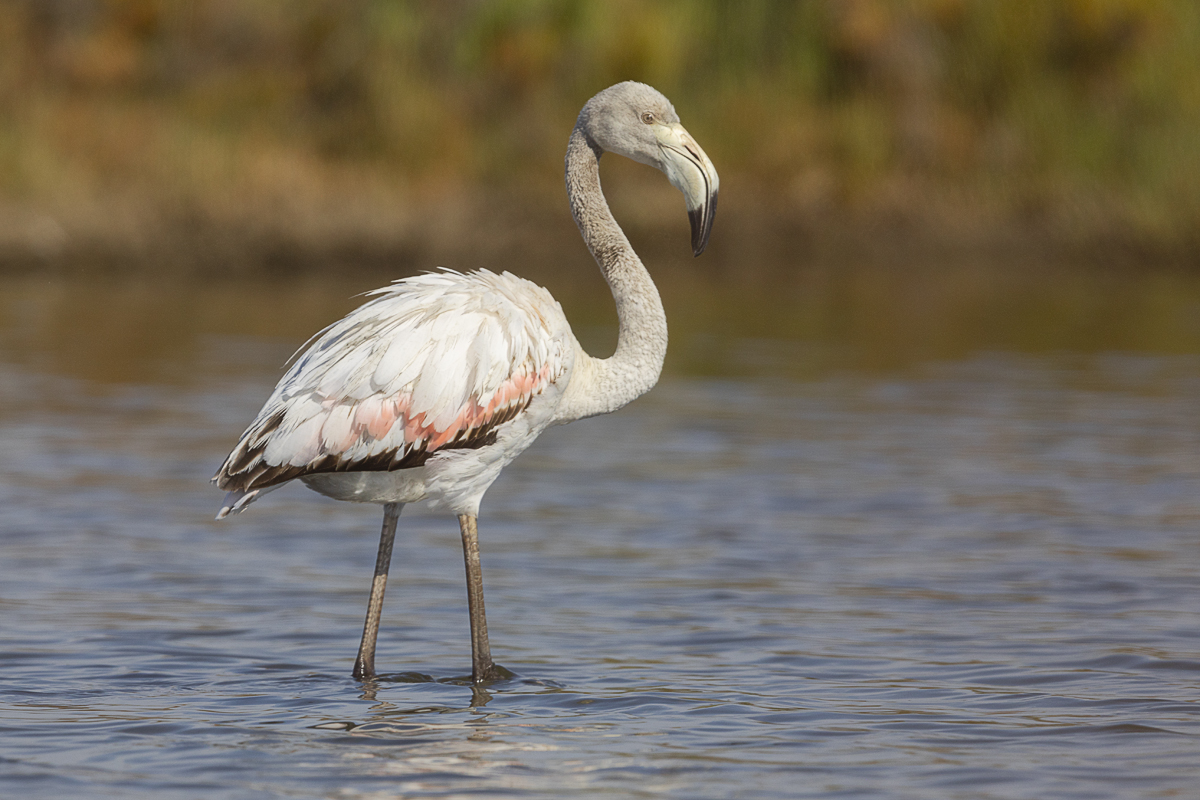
[216,269,573,517]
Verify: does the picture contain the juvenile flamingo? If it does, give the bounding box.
[213,82,719,683]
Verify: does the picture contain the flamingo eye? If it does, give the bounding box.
[641,111,655,124]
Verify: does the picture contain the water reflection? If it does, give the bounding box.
[1,267,1199,799]
[3,264,1200,386]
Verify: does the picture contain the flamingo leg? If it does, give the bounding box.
[353,502,403,680]
[458,514,498,683]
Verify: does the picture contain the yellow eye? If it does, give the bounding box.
[641,111,655,124]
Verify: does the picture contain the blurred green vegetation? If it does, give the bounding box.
[1,0,1198,263]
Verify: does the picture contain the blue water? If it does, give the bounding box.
[2,310,1200,797]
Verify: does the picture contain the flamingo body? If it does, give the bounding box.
[216,269,576,517]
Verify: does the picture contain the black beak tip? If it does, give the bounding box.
[691,224,706,257]
[688,191,718,257]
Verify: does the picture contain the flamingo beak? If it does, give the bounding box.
[655,124,719,256]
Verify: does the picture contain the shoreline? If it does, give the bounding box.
[1,182,1197,281]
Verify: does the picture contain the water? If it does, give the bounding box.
[2,274,1200,798]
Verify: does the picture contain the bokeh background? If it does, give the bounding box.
[3,0,1200,383]
[2,0,1200,272]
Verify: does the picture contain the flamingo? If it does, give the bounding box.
[213,81,719,683]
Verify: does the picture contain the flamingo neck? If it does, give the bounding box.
[559,127,668,421]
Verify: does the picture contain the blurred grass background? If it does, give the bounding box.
[0,0,1198,276]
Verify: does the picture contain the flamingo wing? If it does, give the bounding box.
[214,270,569,512]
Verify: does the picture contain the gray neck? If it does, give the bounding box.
[559,127,668,420]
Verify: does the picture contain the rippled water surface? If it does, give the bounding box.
[2,275,1200,799]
